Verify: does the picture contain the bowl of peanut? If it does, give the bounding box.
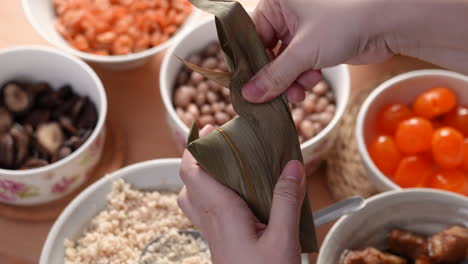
[160,16,350,172]
[22,0,201,70]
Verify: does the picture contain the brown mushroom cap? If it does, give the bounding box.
[59,116,78,134]
[10,124,30,168]
[0,107,12,133]
[0,133,15,169]
[71,97,88,120]
[2,83,33,113]
[52,146,72,162]
[20,158,49,170]
[36,122,64,155]
[76,102,98,129]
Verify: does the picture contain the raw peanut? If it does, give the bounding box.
[200,104,212,115]
[206,91,219,104]
[318,112,333,126]
[212,102,225,113]
[218,62,228,72]
[205,42,220,56]
[175,107,184,119]
[226,103,236,117]
[215,111,230,125]
[207,80,221,92]
[326,91,335,102]
[197,82,209,93]
[302,93,317,114]
[186,103,200,118]
[312,80,329,95]
[201,57,218,70]
[217,50,224,60]
[221,87,230,98]
[312,122,322,133]
[174,85,196,107]
[298,135,304,144]
[315,97,329,112]
[177,71,189,85]
[198,115,215,127]
[299,120,316,139]
[181,112,195,126]
[325,104,336,114]
[187,54,201,65]
[190,71,204,85]
[292,108,304,128]
[194,93,206,106]
[308,113,321,123]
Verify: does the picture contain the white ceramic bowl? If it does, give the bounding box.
[160,17,350,172]
[40,158,310,264]
[0,46,107,206]
[356,69,468,192]
[22,0,201,70]
[317,189,468,264]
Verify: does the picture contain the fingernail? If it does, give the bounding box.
[282,160,304,182]
[242,77,267,102]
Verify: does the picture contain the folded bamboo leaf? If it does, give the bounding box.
[184,0,317,252]
[177,56,232,88]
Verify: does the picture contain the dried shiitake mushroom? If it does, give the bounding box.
[20,158,49,170]
[2,83,33,114]
[29,82,52,95]
[59,116,77,134]
[22,109,51,128]
[77,103,98,129]
[71,97,88,120]
[10,124,30,168]
[51,146,72,163]
[36,122,64,155]
[0,134,15,169]
[0,80,99,170]
[0,107,12,133]
[56,85,73,100]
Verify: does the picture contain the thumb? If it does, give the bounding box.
[242,41,309,103]
[267,160,306,239]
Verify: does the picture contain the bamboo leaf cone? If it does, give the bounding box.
[184,0,318,252]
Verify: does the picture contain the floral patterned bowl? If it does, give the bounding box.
[0,46,107,206]
[159,16,350,173]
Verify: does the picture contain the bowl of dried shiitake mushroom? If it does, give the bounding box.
[0,46,107,206]
[160,16,350,171]
[317,189,468,264]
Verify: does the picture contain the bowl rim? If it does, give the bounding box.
[160,16,351,149]
[0,45,108,176]
[39,158,182,264]
[21,0,202,64]
[317,188,468,263]
[355,69,468,190]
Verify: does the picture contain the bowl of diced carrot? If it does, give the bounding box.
[356,69,468,196]
[22,0,201,70]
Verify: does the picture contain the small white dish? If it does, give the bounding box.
[160,16,350,172]
[317,189,468,263]
[0,46,107,205]
[40,158,311,264]
[356,69,468,192]
[22,0,201,70]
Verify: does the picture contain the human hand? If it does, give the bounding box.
[178,125,307,264]
[242,0,394,103]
